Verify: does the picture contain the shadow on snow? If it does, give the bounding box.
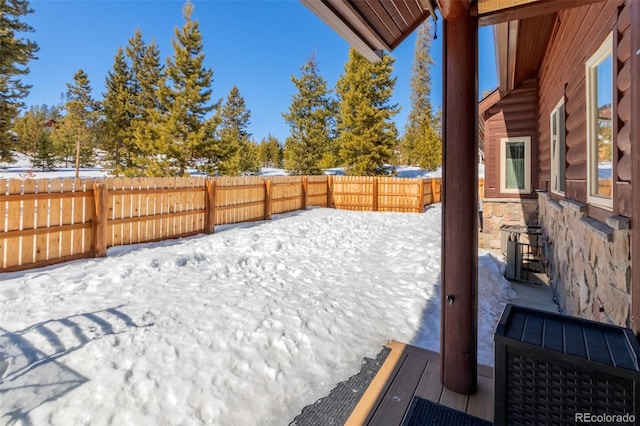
[0,305,152,425]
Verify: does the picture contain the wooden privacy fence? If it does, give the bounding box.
[0,175,442,272]
[330,176,441,212]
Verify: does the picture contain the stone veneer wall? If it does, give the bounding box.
[538,192,631,327]
[479,198,539,250]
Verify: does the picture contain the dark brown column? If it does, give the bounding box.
[440,8,479,394]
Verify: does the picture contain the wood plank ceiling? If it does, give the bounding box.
[348,0,433,50]
[300,0,434,61]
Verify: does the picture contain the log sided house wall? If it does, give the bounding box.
[484,1,637,327]
[479,79,539,250]
[536,1,635,327]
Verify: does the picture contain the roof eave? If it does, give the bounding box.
[493,20,518,93]
[300,0,385,62]
[489,0,607,92]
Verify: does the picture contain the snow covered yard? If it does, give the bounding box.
[0,204,515,425]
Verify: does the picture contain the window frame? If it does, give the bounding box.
[550,98,566,195]
[585,32,614,210]
[500,136,531,194]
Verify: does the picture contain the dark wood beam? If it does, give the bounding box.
[474,0,606,27]
[440,9,478,395]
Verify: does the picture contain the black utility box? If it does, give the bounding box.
[494,304,640,426]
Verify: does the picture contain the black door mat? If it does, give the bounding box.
[289,347,391,425]
[402,396,493,426]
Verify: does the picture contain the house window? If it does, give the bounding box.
[586,32,613,209]
[550,99,566,194]
[500,136,531,194]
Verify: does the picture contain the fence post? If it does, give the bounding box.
[302,176,308,210]
[92,182,108,258]
[418,178,425,212]
[265,179,272,220]
[431,178,437,203]
[327,175,334,208]
[372,177,379,211]
[205,179,216,234]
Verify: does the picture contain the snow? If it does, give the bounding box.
[1,153,510,424]
[0,150,457,180]
[258,168,288,177]
[0,203,516,425]
[0,152,32,169]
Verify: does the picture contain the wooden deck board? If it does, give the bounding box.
[349,340,494,425]
[466,374,494,421]
[440,386,469,412]
[367,354,428,425]
[413,361,443,403]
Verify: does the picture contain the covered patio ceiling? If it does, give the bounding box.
[302,0,606,81]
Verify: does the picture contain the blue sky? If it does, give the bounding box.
[24,0,498,143]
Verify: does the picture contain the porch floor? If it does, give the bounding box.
[346,340,493,425]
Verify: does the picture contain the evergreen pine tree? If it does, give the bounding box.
[283,54,337,175]
[401,21,441,170]
[126,29,146,101]
[258,134,283,168]
[336,48,399,176]
[102,47,135,176]
[12,104,61,170]
[59,69,99,177]
[12,104,48,155]
[0,0,39,160]
[32,127,56,171]
[126,31,168,176]
[238,140,259,175]
[214,85,252,176]
[158,1,218,176]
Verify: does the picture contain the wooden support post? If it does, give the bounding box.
[92,182,108,258]
[205,179,216,234]
[327,175,334,208]
[440,6,479,395]
[264,179,272,220]
[302,176,308,210]
[418,178,425,212]
[372,177,379,211]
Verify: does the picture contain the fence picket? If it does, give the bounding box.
[139,178,149,241]
[35,179,49,263]
[20,180,36,266]
[122,177,133,245]
[92,182,108,257]
[72,178,83,254]
[60,179,73,257]
[6,180,22,268]
[82,179,94,252]
[0,180,5,267]
[151,178,161,241]
[48,179,62,261]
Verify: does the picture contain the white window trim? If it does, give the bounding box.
[585,31,613,210]
[500,136,531,194]
[550,98,566,195]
